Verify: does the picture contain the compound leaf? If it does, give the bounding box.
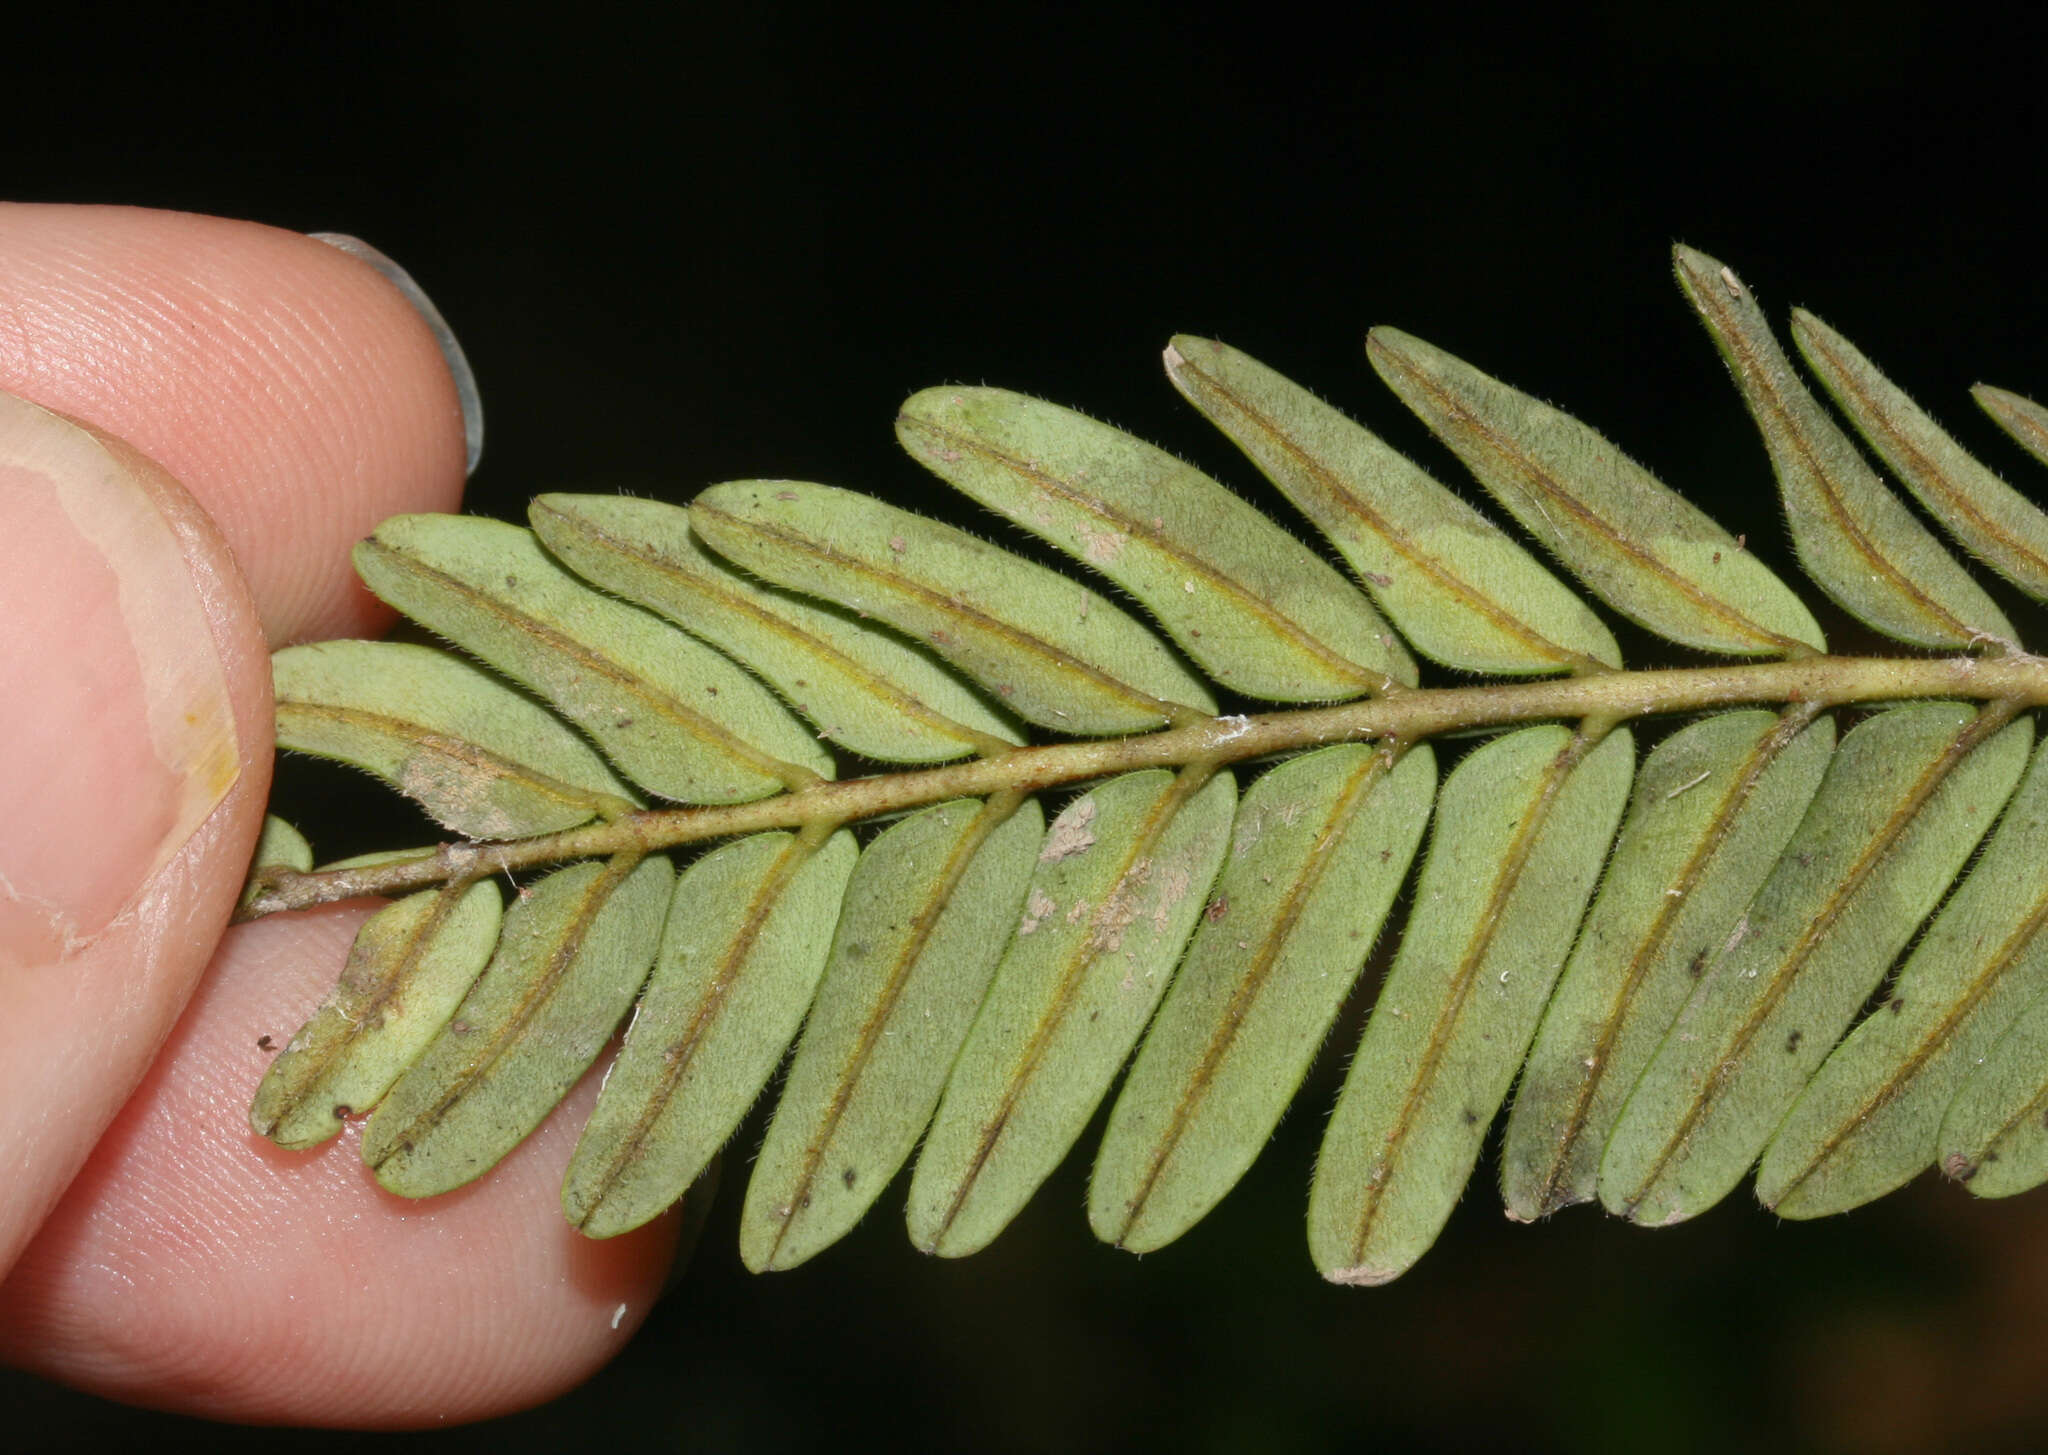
[242,245,2048,1288]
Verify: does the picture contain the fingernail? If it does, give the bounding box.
[308,233,485,476]
[0,391,241,971]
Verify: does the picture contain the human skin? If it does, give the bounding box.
[0,204,678,1426]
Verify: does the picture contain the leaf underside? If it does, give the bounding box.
[248,247,2048,1286]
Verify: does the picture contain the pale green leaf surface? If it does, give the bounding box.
[1090,743,1435,1253]
[314,847,446,873]
[908,768,1237,1257]
[1975,384,2048,473]
[1601,704,2033,1226]
[898,385,1412,697]
[1164,334,1619,674]
[691,482,1216,734]
[366,855,674,1197]
[1939,980,2048,1198]
[356,515,831,801]
[274,640,639,837]
[740,796,1043,1271]
[1673,246,2011,648]
[1502,709,1834,1218]
[530,494,1019,761]
[1792,312,2048,604]
[1367,327,1824,658]
[251,815,313,873]
[1761,733,2048,1216]
[565,829,858,1238]
[240,816,315,917]
[1310,725,1633,1285]
[252,881,502,1150]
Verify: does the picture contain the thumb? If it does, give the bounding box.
[0,389,270,1275]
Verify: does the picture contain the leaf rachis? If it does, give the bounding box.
[243,247,2048,1284]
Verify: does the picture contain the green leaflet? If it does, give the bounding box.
[251,815,313,872]
[1601,704,2033,1226]
[240,816,314,916]
[691,481,1217,735]
[251,880,502,1150]
[1974,384,2048,473]
[1366,328,1823,659]
[529,494,1020,762]
[366,855,673,1197]
[1673,246,2012,649]
[1502,709,1834,1219]
[897,386,1412,698]
[907,768,1237,1257]
[1091,743,1435,1254]
[1310,725,1633,1286]
[740,796,1043,1271]
[274,640,639,837]
[1760,733,2048,1214]
[356,515,831,801]
[1938,981,2048,1198]
[1163,335,1619,675]
[1793,313,2048,604]
[565,829,858,1238]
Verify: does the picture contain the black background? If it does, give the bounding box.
[8,5,2048,1452]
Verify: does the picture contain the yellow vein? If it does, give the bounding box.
[260,881,473,1129]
